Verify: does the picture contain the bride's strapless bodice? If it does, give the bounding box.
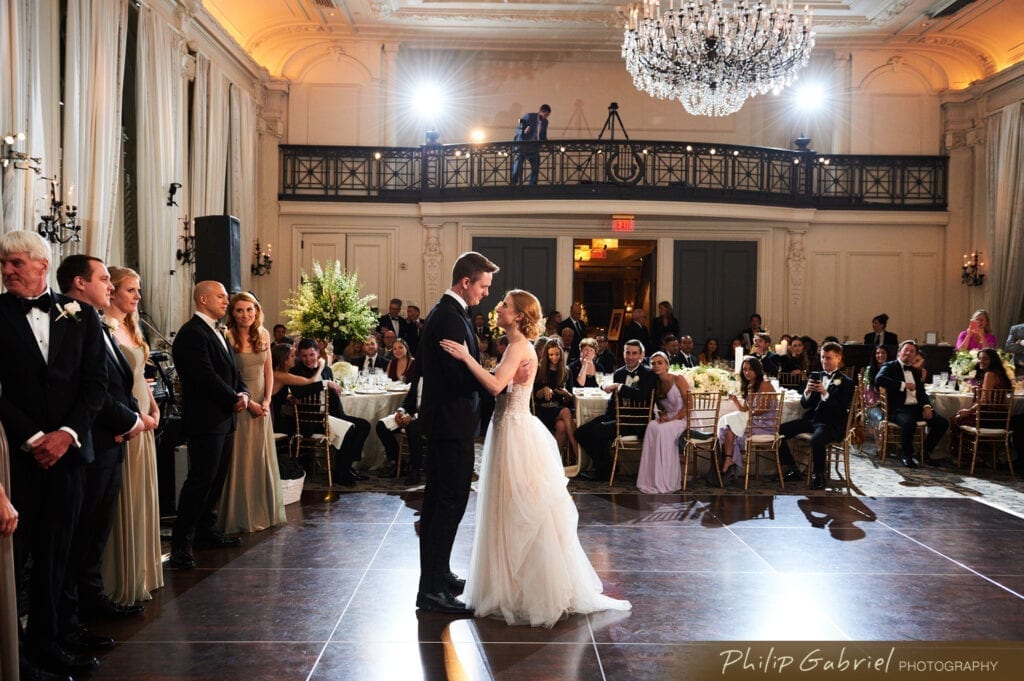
[494,382,533,422]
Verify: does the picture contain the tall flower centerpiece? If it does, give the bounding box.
[282,261,377,345]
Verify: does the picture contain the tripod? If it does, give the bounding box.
[598,102,630,141]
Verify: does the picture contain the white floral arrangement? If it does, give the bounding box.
[282,261,377,342]
[331,360,358,385]
[949,349,1015,382]
[676,365,740,395]
[101,316,120,333]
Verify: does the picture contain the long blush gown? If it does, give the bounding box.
[464,380,631,627]
[636,384,688,493]
[217,349,286,533]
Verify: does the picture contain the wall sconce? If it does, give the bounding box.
[251,238,272,276]
[176,216,196,266]
[961,251,984,287]
[37,179,80,244]
[1,132,42,174]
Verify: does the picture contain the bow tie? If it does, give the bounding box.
[20,295,51,314]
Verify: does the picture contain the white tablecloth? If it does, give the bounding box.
[342,388,409,470]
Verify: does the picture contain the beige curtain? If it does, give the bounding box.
[62,0,128,258]
[986,102,1024,337]
[135,6,182,334]
[228,83,257,292]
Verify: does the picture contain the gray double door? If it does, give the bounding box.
[471,237,557,320]
[672,240,758,348]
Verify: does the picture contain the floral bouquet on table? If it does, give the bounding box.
[282,260,378,349]
[331,360,358,388]
[676,365,740,395]
[948,349,1015,383]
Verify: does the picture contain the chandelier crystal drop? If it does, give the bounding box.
[621,0,815,117]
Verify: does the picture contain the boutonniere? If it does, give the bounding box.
[216,322,228,333]
[831,378,842,387]
[102,316,120,333]
[55,301,82,323]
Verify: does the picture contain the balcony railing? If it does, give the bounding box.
[279,141,947,210]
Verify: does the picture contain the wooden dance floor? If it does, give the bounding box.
[86,491,1024,680]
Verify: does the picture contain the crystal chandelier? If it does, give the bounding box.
[621,0,815,117]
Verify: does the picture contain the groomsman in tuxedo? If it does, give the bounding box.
[875,340,949,467]
[356,335,389,373]
[405,304,423,356]
[169,281,249,570]
[576,340,658,482]
[778,342,855,489]
[676,335,699,368]
[0,231,109,678]
[417,251,499,614]
[55,256,147,654]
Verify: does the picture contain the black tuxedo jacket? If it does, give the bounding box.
[289,364,349,419]
[603,364,657,420]
[378,314,408,340]
[91,326,141,466]
[800,372,855,428]
[400,375,421,415]
[567,360,599,388]
[172,315,247,436]
[0,291,108,465]
[419,294,480,440]
[671,352,698,368]
[620,321,651,354]
[595,350,616,373]
[864,331,899,347]
[875,360,931,412]
[405,320,422,355]
[354,354,389,372]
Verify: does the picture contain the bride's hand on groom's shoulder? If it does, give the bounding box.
[440,339,469,361]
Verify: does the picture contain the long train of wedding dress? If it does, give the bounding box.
[463,382,631,627]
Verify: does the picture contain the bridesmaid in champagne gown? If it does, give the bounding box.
[0,418,19,681]
[102,268,164,605]
[218,292,285,533]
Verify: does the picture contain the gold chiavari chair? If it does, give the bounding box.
[956,388,1015,476]
[741,391,786,490]
[609,390,654,486]
[292,387,333,488]
[680,392,722,491]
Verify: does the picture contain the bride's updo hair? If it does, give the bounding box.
[507,289,542,341]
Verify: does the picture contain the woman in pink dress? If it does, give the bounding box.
[956,309,998,350]
[713,356,775,486]
[636,352,690,493]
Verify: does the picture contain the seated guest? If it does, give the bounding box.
[737,313,765,351]
[676,335,698,368]
[534,338,578,461]
[355,335,388,373]
[778,336,809,375]
[375,371,425,484]
[477,334,497,370]
[386,338,416,382]
[751,332,780,376]
[950,348,1013,455]
[715,357,775,485]
[576,340,658,481]
[699,337,721,365]
[802,336,821,371]
[289,338,372,486]
[341,338,363,363]
[875,340,949,467]
[569,338,601,388]
[472,313,488,340]
[661,334,680,363]
[956,309,998,351]
[636,352,691,493]
[270,344,316,428]
[911,350,928,383]
[594,335,616,373]
[778,342,856,489]
[271,324,292,346]
[380,328,397,362]
[864,313,898,347]
[494,334,509,361]
[863,345,891,438]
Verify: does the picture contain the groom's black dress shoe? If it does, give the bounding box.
[81,593,144,620]
[194,530,242,548]
[62,626,115,651]
[35,642,100,675]
[445,572,466,596]
[167,550,196,570]
[416,591,473,615]
[20,659,73,681]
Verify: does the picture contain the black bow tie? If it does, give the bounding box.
[20,295,51,314]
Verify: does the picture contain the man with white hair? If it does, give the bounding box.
[0,230,109,678]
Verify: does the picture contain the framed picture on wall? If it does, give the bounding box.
[607,308,625,341]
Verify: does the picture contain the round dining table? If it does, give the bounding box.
[342,386,409,470]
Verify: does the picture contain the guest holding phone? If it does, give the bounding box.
[956,309,998,351]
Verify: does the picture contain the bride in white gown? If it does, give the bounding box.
[441,289,631,627]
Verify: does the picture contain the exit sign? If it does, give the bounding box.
[612,215,634,232]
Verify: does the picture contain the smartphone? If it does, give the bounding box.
[808,371,823,383]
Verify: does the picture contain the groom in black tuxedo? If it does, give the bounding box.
[56,255,147,655]
[0,231,109,678]
[169,281,249,569]
[416,251,499,614]
[778,342,855,489]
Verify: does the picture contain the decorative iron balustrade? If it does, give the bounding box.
[279,141,947,210]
